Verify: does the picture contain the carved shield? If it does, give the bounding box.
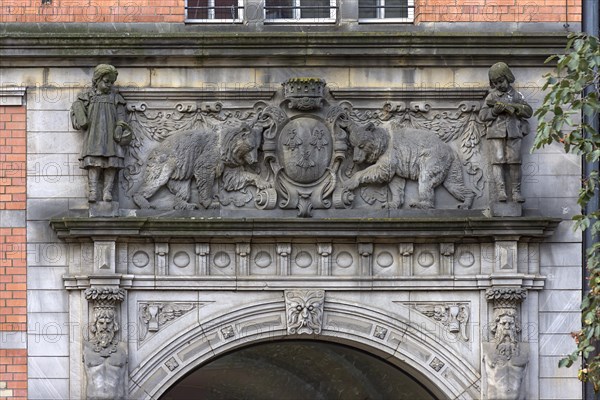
[279,117,332,184]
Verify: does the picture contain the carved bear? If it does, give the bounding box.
[343,121,475,209]
[133,122,270,210]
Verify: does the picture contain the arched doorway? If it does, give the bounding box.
[160,340,438,400]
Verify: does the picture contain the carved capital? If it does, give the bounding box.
[486,287,527,309]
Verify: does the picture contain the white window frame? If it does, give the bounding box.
[185,0,244,23]
[358,0,414,23]
[264,0,337,24]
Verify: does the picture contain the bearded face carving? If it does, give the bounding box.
[285,290,324,335]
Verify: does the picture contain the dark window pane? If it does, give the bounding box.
[358,0,377,19]
[187,0,209,19]
[384,0,408,18]
[215,0,238,19]
[265,0,294,19]
[300,0,330,19]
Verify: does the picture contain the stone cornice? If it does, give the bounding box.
[0,87,26,106]
[0,30,569,67]
[50,217,561,241]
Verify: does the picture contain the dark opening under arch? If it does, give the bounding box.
[160,340,438,400]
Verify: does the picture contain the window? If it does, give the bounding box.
[359,0,413,22]
[186,0,244,22]
[264,0,337,23]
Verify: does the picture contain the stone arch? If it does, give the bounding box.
[129,297,480,400]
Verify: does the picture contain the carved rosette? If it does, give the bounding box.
[285,289,325,335]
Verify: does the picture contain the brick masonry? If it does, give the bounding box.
[0,103,27,400]
[0,0,582,23]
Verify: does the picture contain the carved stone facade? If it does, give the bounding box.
[10,25,582,400]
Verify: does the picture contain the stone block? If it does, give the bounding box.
[28,131,81,154]
[27,199,70,221]
[453,68,488,88]
[27,334,70,357]
[548,221,582,243]
[539,312,580,334]
[522,175,582,199]
[27,243,69,266]
[414,68,455,87]
[257,68,350,89]
[540,243,582,266]
[490,201,521,217]
[151,67,256,88]
[539,333,578,356]
[27,221,59,243]
[0,68,45,87]
[28,312,69,332]
[28,378,69,399]
[538,378,582,400]
[27,88,75,111]
[539,290,580,312]
[89,201,119,217]
[521,153,581,176]
[540,267,581,290]
[27,290,68,313]
[523,197,581,219]
[28,357,70,379]
[0,210,25,227]
[27,153,71,178]
[0,331,27,349]
[28,110,70,132]
[27,175,86,199]
[539,356,578,378]
[27,267,68,290]
[349,67,417,88]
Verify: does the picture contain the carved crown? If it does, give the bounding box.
[283,78,326,98]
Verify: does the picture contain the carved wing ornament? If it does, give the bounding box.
[102,78,510,217]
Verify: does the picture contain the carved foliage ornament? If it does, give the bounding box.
[122,78,489,216]
[285,289,325,335]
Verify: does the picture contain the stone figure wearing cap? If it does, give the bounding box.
[71,64,132,203]
[479,62,532,203]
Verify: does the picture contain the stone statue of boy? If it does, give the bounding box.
[479,62,532,203]
[71,64,132,203]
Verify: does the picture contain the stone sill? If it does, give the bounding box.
[51,216,561,241]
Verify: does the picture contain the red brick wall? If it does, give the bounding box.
[415,0,581,23]
[0,350,27,400]
[0,0,581,23]
[0,0,184,23]
[0,105,27,400]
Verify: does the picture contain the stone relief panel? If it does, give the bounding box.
[138,302,198,345]
[80,76,522,217]
[403,302,471,342]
